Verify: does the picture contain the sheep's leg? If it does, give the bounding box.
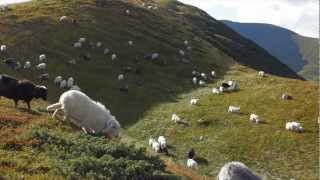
[52,108,63,119]
[14,100,18,108]
[26,101,31,109]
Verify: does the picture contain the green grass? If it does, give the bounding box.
[0,0,318,179]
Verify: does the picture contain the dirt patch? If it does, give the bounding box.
[163,158,204,180]
[0,115,31,128]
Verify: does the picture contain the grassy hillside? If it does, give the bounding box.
[223,20,319,81]
[0,0,317,179]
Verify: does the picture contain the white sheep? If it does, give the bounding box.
[190,98,199,105]
[179,49,185,56]
[149,137,156,146]
[184,40,189,46]
[258,71,265,77]
[111,54,117,60]
[70,85,81,91]
[152,141,161,152]
[79,37,86,43]
[118,74,124,81]
[158,136,167,149]
[228,106,240,113]
[128,41,133,46]
[192,70,198,76]
[46,90,121,138]
[23,61,31,69]
[281,93,292,100]
[104,48,110,55]
[96,42,102,48]
[54,76,63,85]
[218,161,261,180]
[211,70,216,77]
[36,63,47,70]
[39,54,46,61]
[60,80,67,89]
[0,45,7,52]
[286,122,304,133]
[192,77,198,85]
[212,88,223,95]
[199,80,206,86]
[151,53,159,60]
[74,42,82,48]
[125,9,131,15]
[250,113,261,124]
[201,73,207,79]
[187,159,198,169]
[172,113,181,123]
[67,77,74,88]
[59,16,68,22]
[219,86,224,92]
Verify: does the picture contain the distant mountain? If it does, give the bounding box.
[223,20,318,81]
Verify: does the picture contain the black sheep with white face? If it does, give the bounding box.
[0,74,47,109]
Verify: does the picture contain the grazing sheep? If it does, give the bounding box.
[281,93,293,100]
[158,136,167,150]
[199,80,206,86]
[184,40,189,46]
[103,48,110,55]
[192,77,198,85]
[39,73,50,81]
[212,87,223,95]
[111,54,117,60]
[258,71,265,77]
[228,106,240,113]
[23,61,31,69]
[149,137,156,146]
[67,77,74,88]
[60,80,67,89]
[0,74,47,109]
[36,63,47,70]
[118,74,124,81]
[211,70,216,77]
[96,42,102,48]
[151,53,159,60]
[222,81,238,92]
[250,113,261,124]
[47,90,121,138]
[70,85,81,91]
[179,49,185,56]
[125,9,131,15]
[74,42,82,48]
[218,161,261,180]
[59,16,68,22]
[79,37,86,43]
[39,54,46,61]
[286,122,303,133]
[0,45,7,52]
[188,148,195,159]
[172,113,181,123]
[201,73,207,79]
[128,41,133,46]
[190,98,199,105]
[54,76,63,85]
[187,159,198,169]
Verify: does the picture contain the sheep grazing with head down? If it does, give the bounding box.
[258,71,265,78]
[151,53,159,60]
[250,113,261,124]
[228,106,240,113]
[39,54,46,61]
[217,161,261,180]
[286,121,303,133]
[0,74,47,109]
[59,16,68,22]
[190,98,199,105]
[47,90,121,138]
[0,45,7,52]
[111,54,117,60]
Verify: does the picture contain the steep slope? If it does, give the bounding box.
[223,20,319,81]
[0,0,317,179]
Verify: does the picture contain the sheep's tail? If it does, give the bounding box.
[46,102,62,111]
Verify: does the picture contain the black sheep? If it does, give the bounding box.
[0,74,47,109]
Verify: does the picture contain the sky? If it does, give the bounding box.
[180,0,319,38]
[0,0,318,38]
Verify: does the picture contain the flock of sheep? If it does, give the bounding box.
[0,1,304,179]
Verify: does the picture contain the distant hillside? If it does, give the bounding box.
[223,20,318,81]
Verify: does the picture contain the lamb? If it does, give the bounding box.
[286,122,303,133]
[23,61,31,69]
[59,16,68,22]
[36,63,47,70]
[74,42,82,48]
[187,159,198,169]
[54,76,63,85]
[0,74,47,109]
[67,77,74,88]
[228,106,240,113]
[46,90,121,138]
[172,113,181,123]
[217,161,261,180]
[199,80,206,86]
[179,49,185,56]
[39,54,46,61]
[152,141,161,152]
[158,136,167,150]
[0,45,7,52]
[212,87,223,95]
[118,74,124,81]
[60,80,67,89]
[250,113,261,124]
[190,98,199,105]
[258,71,265,77]
[111,54,117,60]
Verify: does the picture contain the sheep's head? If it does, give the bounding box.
[102,119,121,139]
[34,85,48,100]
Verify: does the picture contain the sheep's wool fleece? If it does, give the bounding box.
[60,90,116,133]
